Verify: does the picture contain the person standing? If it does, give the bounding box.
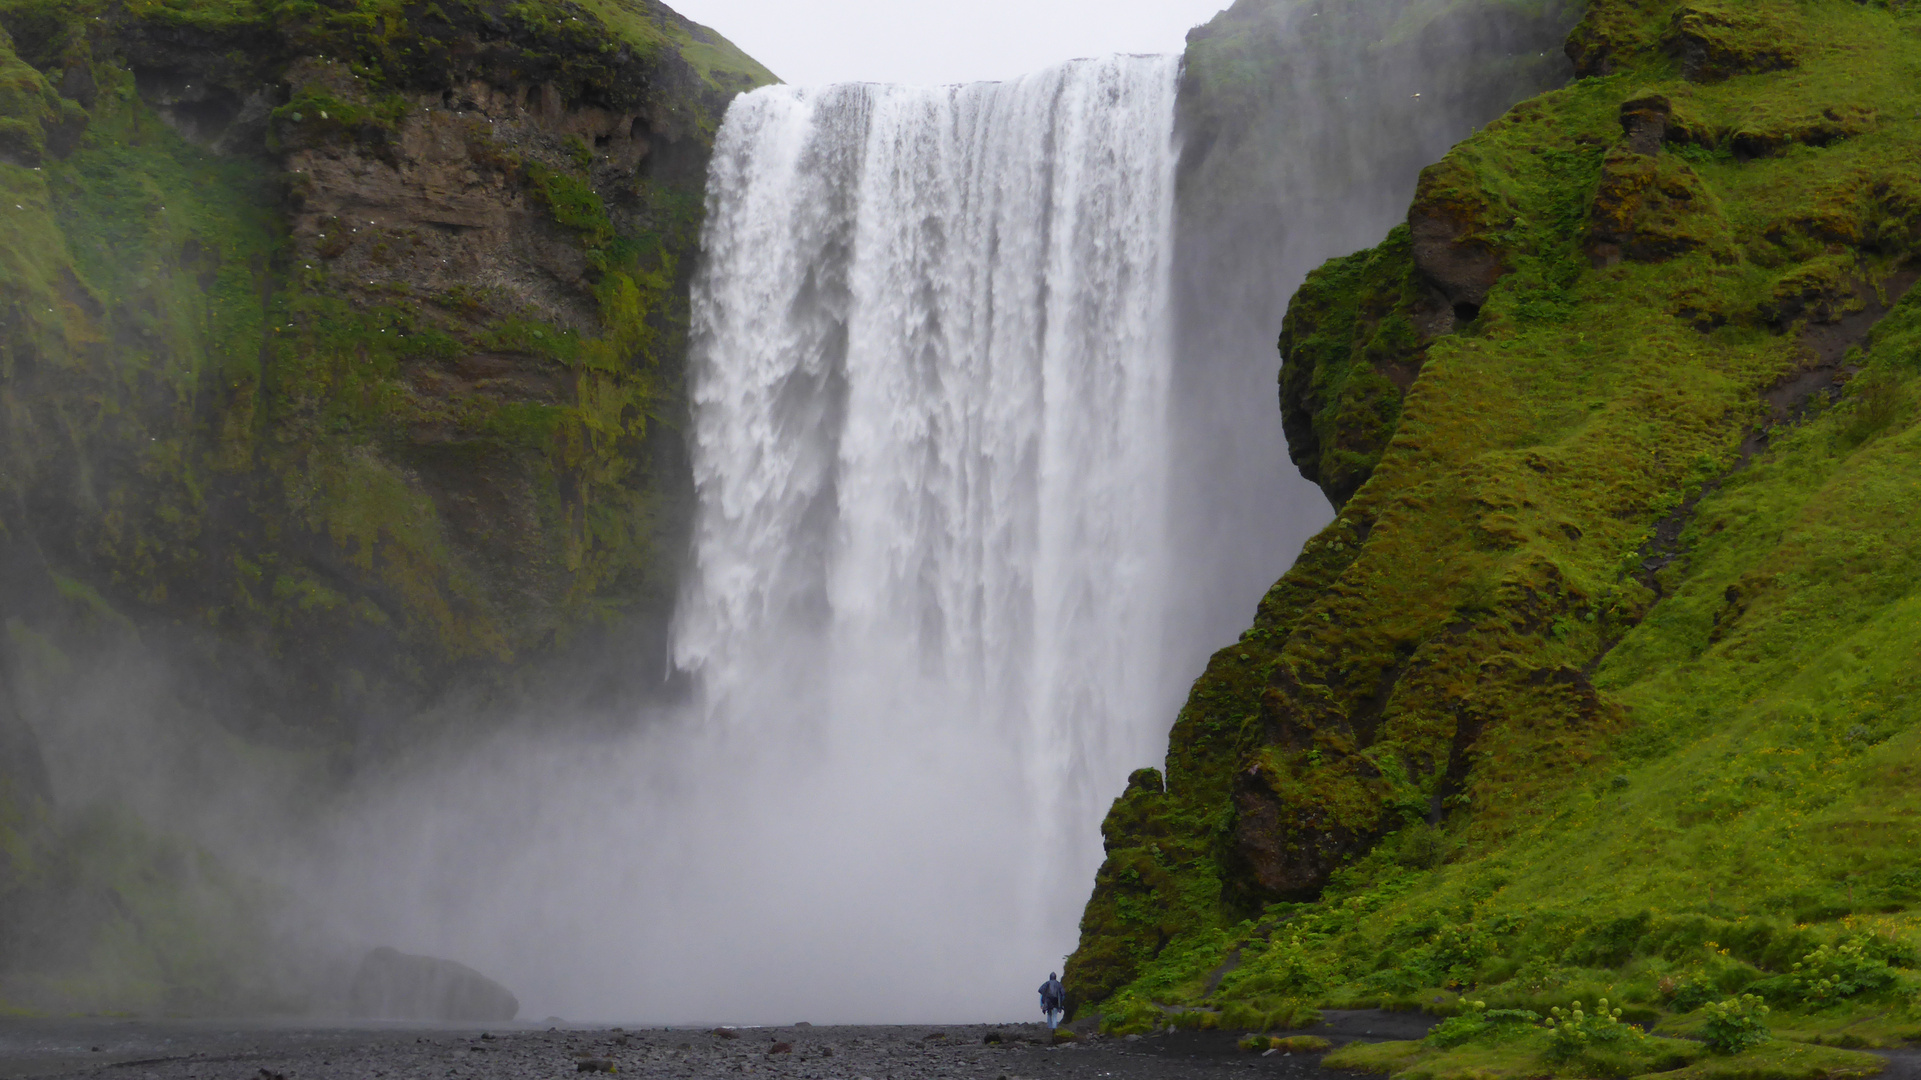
[1039,972,1066,1031]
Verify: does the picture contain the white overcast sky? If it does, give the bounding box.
[666,0,1236,87]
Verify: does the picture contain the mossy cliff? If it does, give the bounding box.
[1071,0,1921,1063]
[0,0,768,1013]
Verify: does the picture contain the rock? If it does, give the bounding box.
[1664,5,1798,83]
[711,1028,739,1039]
[767,1043,792,1055]
[575,1059,615,1073]
[346,946,519,1022]
[1407,160,1512,319]
[1586,148,1731,267]
[57,63,97,108]
[1619,95,1672,157]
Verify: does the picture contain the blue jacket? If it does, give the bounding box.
[1039,978,1065,1011]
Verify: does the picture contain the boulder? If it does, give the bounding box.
[347,946,519,1022]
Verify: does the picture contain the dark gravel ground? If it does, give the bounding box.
[7,1013,1912,1080]
[0,1011,1439,1080]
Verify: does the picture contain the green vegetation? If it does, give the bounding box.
[0,0,770,1015]
[0,0,770,716]
[1070,2,1921,1074]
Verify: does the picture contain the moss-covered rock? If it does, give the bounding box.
[1280,227,1442,509]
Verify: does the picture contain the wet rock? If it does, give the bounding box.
[575,1059,615,1072]
[346,946,518,1022]
[1619,95,1671,157]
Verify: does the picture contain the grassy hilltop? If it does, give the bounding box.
[1069,0,1921,1074]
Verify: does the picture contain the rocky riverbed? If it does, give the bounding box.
[0,1012,1441,1080]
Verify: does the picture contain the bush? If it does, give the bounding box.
[1427,1000,1541,1047]
[1219,996,1321,1032]
[1700,995,1771,1055]
[1788,940,1899,1005]
[1169,1009,1219,1030]
[1671,981,1721,1012]
[1099,994,1163,1036]
[1838,369,1909,446]
[1542,998,1641,1060]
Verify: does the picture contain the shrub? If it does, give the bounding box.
[1838,370,1908,446]
[1542,998,1640,1060]
[1169,1009,1219,1030]
[1099,994,1162,1036]
[1700,995,1771,1054]
[1427,1000,1541,1047]
[1789,940,1899,1005]
[1220,996,1321,1032]
[1671,980,1721,1012]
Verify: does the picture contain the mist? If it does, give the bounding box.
[0,0,1577,1026]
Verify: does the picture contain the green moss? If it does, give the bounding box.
[1279,226,1430,508]
[1075,0,1921,1047]
[1,0,768,1014]
[566,0,776,93]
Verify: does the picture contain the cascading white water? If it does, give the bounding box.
[674,54,1182,1002]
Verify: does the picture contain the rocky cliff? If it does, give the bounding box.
[1071,0,1921,1061]
[0,0,768,1013]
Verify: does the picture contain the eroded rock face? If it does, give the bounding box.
[1407,180,1510,321]
[1587,147,1730,267]
[1664,4,1799,83]
[347,947,518,1022]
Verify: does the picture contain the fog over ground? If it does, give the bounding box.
[662,0,1234,87]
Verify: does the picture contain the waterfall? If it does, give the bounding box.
[671,55,1182,1010]
[279,6,1582,1024]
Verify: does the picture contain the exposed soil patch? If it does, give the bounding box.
[1595,267,1919,657]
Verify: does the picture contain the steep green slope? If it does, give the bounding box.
[1070,0,1921,1065]
[0,0,769,1014]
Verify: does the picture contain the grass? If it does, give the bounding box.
[1324,1033,1881,1080]
[1069,0,1921,1055]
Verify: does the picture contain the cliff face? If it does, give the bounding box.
[0,0,768,743]
[1071,0,1921,1048]
[1071,0,1583,1011]
[0,0,768,1013]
